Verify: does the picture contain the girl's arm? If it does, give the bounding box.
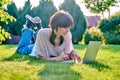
[39,52,70,61]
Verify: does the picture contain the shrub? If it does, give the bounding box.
[84,27,104,44]
[98,11,120,44]
[0,26,11,44]
[104,32,120,44]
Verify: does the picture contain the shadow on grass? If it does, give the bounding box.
[2,52,82,80]
[2,52,49,64]
[84,61,110,71]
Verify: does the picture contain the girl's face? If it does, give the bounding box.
[58,27,71,36]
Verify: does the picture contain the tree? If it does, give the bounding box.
[0,0,15,24]
[5,1,19,35]
[31,0,57,28]
[84,0,116,18]
[59,0,87,44]
[0,0,15,44]
[16,0,32,35]
[3,0,56,35]
[21,0,32,16]
[5,0,32,35]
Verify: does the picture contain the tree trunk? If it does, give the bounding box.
[102,11,104,19]
[108,9,110,18]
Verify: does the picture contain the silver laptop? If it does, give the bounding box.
[82,41,101,63]
[64,41,101,63]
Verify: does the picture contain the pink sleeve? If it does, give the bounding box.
[64,32,74,54]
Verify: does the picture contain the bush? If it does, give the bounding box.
[104,32,120,44]
[0,26,11,44]
[99,16,120,33]
[98,11,120,44]
[84,27,104,44]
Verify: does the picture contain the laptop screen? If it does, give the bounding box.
[82,41,101,63]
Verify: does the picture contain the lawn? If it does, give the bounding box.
[0,44,120,80]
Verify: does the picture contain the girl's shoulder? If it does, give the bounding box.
[38,28,50,34]
[38,28,51,36]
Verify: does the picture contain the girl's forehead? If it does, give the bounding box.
[59,26,71,28]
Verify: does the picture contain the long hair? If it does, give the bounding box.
[49,10,74,46]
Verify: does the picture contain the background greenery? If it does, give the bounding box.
[0,0,120,44]
[0,0,87,44]
[84,11,120,44]
[98,11,120,44]
[0,0,16,43]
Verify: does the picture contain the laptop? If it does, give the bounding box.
[82,41,101,63]
[64,41,101,63]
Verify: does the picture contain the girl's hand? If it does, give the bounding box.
[62,54,70,60]
[69,50,82,63]
[58,52,70,60]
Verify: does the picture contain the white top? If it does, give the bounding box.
[29,28,73,58]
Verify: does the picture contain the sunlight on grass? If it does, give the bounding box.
[0,45,16,59]
[0,61,45,80]
[70,44,120,80]
[0,44,120,80]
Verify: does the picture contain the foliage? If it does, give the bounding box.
[0,0,15,44]
[59,0,87,44]
[103,32,120,44]
[4,2,19,35]
[4,0,32,35]
[84,27,104,44]
[84,0,116,18]
[16,0,32,35]
[98,11,120,44]
[0,26,11,44]
[4,0,56,35]
[0,0,16,24]
[31,0,57,28]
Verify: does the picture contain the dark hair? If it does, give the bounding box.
[36,23,42,30]
[49,10,74,46]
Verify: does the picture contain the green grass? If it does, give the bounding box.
[0,44,120,80]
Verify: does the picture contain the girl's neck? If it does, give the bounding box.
[54,30,61,47]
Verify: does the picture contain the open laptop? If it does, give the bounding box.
[82,41,101,63]
[64,41,101,63]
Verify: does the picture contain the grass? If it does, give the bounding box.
[0,44,120,80]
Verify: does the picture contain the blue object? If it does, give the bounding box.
[16,28,35,54]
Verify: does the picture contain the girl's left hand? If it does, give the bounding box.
[68,50,82,63]
[59,52,70,60]
[63,54,70,60]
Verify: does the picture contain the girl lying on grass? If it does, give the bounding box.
[16,10,81,63]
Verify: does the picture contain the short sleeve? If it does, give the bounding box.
[31,30,49,58]
[64,32,74,54]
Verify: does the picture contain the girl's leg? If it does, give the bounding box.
[16,28,34,54]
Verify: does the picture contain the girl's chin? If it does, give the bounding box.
[64,33,68,35]
[62,33,66,36]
